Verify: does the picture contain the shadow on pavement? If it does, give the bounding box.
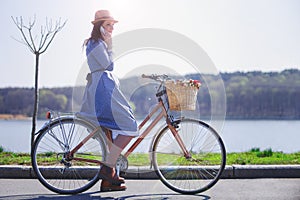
[0,191,210,200]
[118,193,210,199]
[0,192,110,200]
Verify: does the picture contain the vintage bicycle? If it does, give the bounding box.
[31,74,226,195]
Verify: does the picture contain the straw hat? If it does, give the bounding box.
[91,10,118,24]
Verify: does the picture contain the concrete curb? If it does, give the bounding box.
[230,165,300,178]
[1,165,300,179]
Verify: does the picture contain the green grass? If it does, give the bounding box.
[0,147,299,166]
[0,152,31,165]
[227,148,300,165]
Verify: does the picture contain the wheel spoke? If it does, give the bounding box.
[31,117,106,194]
[153,119,226,194]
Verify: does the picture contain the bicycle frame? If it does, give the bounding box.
[33,74,226,195]
[69,98,191,164]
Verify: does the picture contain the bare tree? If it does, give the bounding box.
[12,16,66,149]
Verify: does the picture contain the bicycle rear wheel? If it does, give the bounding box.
[31,117,106,194]
[152,119,226,194]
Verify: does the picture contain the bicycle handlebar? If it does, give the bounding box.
[141,74,170,82]
[142,74,169,97]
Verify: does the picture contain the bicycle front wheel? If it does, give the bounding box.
[152,119,226,194]
[31,117,106,194]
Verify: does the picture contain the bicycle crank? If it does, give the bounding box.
[115,154,128,176]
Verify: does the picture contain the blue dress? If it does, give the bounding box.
[80,39,138,135]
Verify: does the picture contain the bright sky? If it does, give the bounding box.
[0,0,299,87]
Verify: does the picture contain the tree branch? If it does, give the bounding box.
[39,19,67,54]
[21,15,37,52]
[11,16,36,53]
[11,16,67,55]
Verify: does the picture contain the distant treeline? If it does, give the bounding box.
[0,69,299,119]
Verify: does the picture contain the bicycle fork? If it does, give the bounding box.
[148,118,192,170]
[167,122,192,159]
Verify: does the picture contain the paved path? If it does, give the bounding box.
[0,178,299,199]
[1,165,300,179]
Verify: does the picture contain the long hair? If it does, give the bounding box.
[84,21,105,46]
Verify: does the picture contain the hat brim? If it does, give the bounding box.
[91,18,118,25]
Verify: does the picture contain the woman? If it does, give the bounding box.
[80,10,138,192]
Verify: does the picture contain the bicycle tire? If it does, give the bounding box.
[31,117,106,194]
[152,118,226,194]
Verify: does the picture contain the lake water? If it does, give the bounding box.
[0,119,299,153]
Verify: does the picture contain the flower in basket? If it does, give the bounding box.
[172,79,201,89]
[189,79,201,89]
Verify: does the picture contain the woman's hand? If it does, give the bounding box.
[103,31,112,51]
[101,21,115,51]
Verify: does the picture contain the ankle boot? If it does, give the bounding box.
[99,165,125,184]
[100,180,127,192]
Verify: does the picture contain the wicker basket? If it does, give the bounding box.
[165,81,198,111]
